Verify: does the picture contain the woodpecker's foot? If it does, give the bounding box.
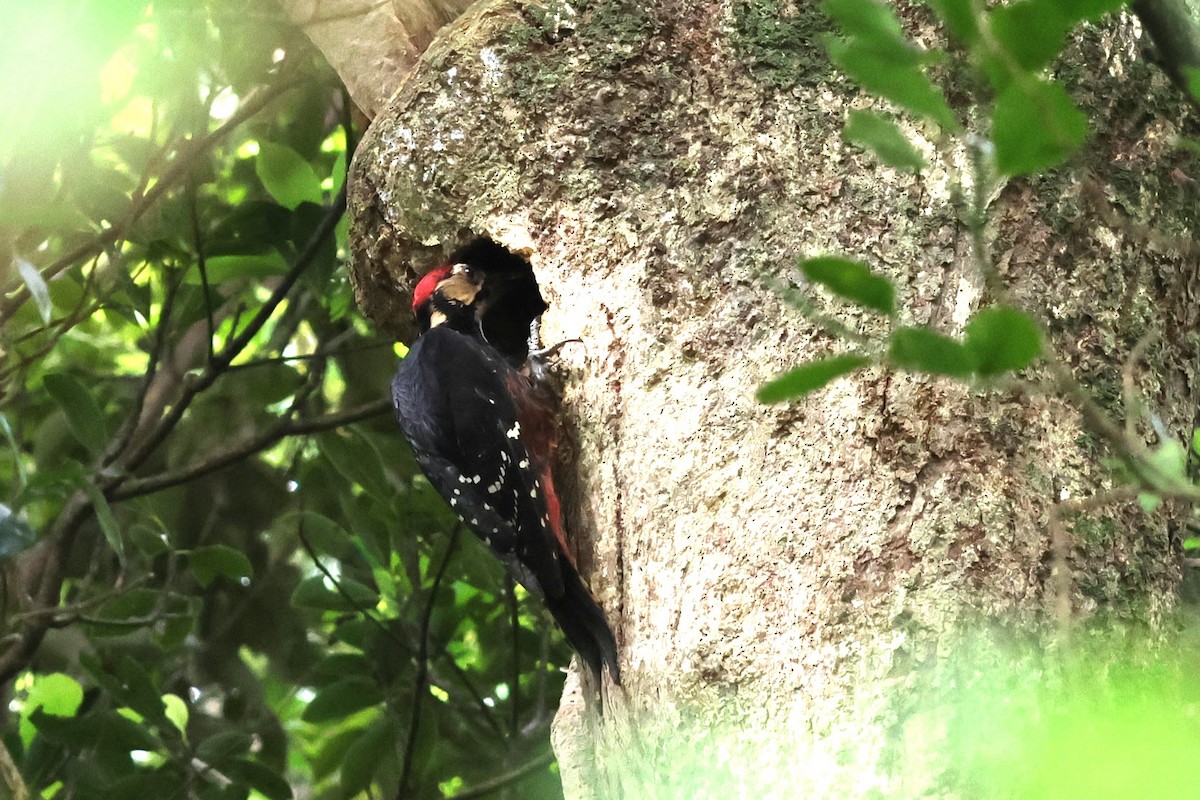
[526,316,581,371]
[529,338,583,361]
[526,327,582,383]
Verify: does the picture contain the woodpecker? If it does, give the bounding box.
[391,259,620,685]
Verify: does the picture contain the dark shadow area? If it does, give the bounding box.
[449,238,548,364]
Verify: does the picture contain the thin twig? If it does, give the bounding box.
[507,576,521,739]
[118,187,347,476]
[397,527,461,800]
[100,269,185,469]
[111,398,391,500]
[436,651,507,739]
[447,751,555,800]
[189,183,216,363]
[1121,332,1158,442]
[0,736,29,800]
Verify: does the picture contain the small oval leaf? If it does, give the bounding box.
[189,544,253,587]
[992,79,1087,176]
[844,110,926,173]
[888,327,977,377]
[256,142,323,210]
[43,373,108,455]
[15,257,53,323]
[302,678,383,724]
[963,306,1042,376]
[801,256,896,314]
[340,716,396,797]
[757,354,871,403]
[290,575,378,612]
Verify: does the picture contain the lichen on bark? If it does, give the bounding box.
[347,0,1196,795]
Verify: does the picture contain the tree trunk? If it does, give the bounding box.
[340,1,1196,795]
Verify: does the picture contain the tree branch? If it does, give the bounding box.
[118,186,347,476]
[1132,0,1200,110]
[110,398,391,500]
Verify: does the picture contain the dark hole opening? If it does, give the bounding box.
[450,238,548,364]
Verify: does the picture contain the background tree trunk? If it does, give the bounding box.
[338,1,1196,795]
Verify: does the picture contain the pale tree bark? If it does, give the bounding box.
[307,0,1197,795]
[276,0,475,117]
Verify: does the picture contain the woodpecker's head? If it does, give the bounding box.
[410,240,549,360]
[412,262,490,334]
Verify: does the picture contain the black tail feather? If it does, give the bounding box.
[543,567,621,685]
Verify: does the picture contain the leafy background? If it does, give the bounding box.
[5,0,1200,798]
[0,1,569,797]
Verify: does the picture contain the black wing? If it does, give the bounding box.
[391,327,564,598]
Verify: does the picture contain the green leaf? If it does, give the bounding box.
[113,656,168,724]
[989,0,1069,74]
[228,757,294,800]
[928,0,981,46]
[301,678,383,723]
[757,354,871,403]
[992,78,1088,176]
[1182,537,1200,551]
[77,477,124,562]
[341,716,396,798]
[964,306,1043,376]
[31,709,158,752]
[318,430,388,495]
[888,327,977,377]
[828,40,958,130]
[1145,439,1188,490]
[823,0,910,55]
[290,575,379,612]
[1058,0,1129,23]
[1188,67,1200,101]
[189,544,253,587]
[196,730,253,766]
[128,521,170,557]
[43,373,108,455]
[20,673,84,748]
[256,142,323,210]
[15,256,53,323]
[801,255,896,314]
[291,511,350,559]
[89,589,159,633]
[314,653,375,684]
[844,110,926,173]
[1138,492,1162,513]
[331,149,347,195]
[163,694,189,738]
[183,251,288,285]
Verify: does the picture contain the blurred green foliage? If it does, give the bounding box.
[0,1,569,797]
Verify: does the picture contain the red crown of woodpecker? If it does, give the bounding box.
[411,265,455,313]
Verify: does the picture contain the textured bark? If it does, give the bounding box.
[344,1,1198,795]
[278,0,474,117]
